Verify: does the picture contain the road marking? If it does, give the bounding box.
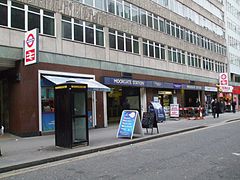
[232,153,240,156]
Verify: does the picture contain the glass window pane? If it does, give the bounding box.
[132,7,138,22]
[124,3,130,19]
[159,19,165,32]
[0,5,7,26]
[74,24,83,42]
[85,0,93,6]
[96,30,104,46]
[155,46,160,58]
[140,10,146,26]
[133,41,139,54]
[143,43,148,56]
[126,38,132,52]
[28,12,40,31]
[11,8,25,30]
[161,46,165,60]
[86,27,94,44]
[109,34,116,49]
[116,0,123,17]
[43,17,55,36]
[108,0,115,14]
[148,14,153,28]
[95,0,104,10]
[117,36,124,50]
[149,43,154,57]
[62,21,72,39]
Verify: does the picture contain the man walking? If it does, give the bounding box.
[212,99,220,118]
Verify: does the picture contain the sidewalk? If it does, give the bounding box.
[0,112,240,173]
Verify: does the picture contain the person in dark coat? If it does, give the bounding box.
[232,100,236,113]
[211,99,220,118]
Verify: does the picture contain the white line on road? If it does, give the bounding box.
[232,153,240,156]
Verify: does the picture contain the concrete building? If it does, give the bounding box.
[0,0,227,136]
[224,0,240,108]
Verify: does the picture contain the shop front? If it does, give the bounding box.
[103,77,147,124]
[232,86,240,111]
[39,70,110,133]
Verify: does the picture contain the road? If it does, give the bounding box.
[1,121,240,180]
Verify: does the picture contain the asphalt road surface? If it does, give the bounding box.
[1,121,240,180]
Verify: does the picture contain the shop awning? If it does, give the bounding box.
[43,75,110,92]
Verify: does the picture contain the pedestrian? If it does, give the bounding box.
[231,100,236,113]
[212,99,220,118]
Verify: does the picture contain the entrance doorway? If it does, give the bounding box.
[107,86,140,123]
[0,80,9,131]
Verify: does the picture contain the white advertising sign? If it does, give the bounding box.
[219,73,228,86]
[170,104,179,118]
[24,29,39,66]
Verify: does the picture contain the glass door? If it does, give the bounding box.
[72,91,88,143]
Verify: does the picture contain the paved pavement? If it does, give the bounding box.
[0,112,239,173]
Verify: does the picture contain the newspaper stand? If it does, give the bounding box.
[54,82,89,148]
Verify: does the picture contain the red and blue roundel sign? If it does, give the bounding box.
[26,33,35,48]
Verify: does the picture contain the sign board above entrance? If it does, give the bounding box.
[24,29,39,66]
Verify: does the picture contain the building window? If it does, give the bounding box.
[95,0,105,10]
[28,6,40,31]
[108,0,115,14]
[11,2,25,30]
[133,36,139,54]
[109,29,116,49]
[85,22,94,45]
[125,33,132,52]
[159,18,165,32]
[116,0,123,17]
[147,12,153,28]
[43,10,55,36]
[0,0,7,26]
[74,19,83,42]
[62,16,72,39]
[96,25,104,46]
[124,2,130,20]
[117,31,124,51]
[143,39,148,56]
[85,0,93,6]
[110,29,139,54]
[140,9,146,26]
[131,5,138,23]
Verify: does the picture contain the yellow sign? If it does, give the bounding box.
[71,85,87,89]
[55,85,67,89]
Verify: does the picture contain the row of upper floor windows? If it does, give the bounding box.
[151,0,224,36]
[227,19,240,36]
[0,0,226,56]
[229,53,240,67]
[72,0,225,37]
[0,0,55,36]
[226,1,240,19]
[192,0,223,20]
[228,35,240,50]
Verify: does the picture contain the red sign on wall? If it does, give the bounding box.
[24,29,39,66]
[219,73,228,86]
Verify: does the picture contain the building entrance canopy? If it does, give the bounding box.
[43,75,110,92]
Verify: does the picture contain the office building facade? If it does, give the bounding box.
[0,0,227,136]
